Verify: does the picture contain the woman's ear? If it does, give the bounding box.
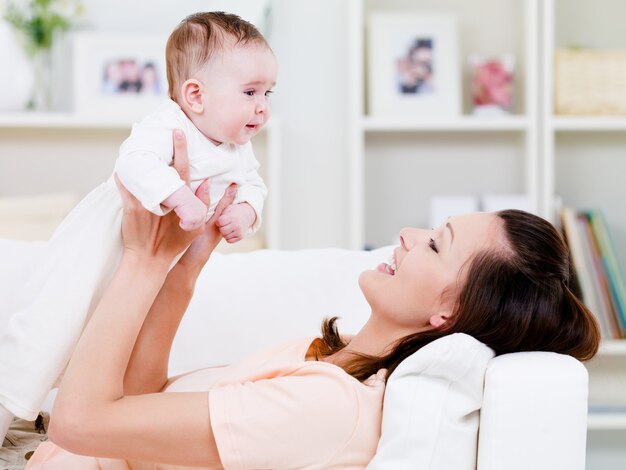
[180,79,204,113]
[429,313,449,328]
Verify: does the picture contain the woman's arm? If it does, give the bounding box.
[123,131,235,396]
[48,131,226,467]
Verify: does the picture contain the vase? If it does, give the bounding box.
[29,48,54,111]
[0,21,33,112]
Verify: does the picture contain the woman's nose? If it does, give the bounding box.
[399,228,417,250]
[399,227,429,250]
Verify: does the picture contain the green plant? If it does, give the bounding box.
[3,0,83,55]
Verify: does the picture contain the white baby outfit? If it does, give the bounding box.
[0,99,267,420]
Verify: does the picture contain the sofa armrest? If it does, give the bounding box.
[477,352,588,470]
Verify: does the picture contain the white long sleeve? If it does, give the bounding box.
[233,141,267,233]
[114,99,267,225]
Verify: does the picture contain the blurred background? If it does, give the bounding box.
[0,0,352,250]
[2,0,626,468]
[1,0,625,252]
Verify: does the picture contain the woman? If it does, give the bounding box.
[29,133,599,469]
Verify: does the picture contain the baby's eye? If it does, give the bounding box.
[265,90,274,97]
[428,238,439,253]
[244,90,255,96]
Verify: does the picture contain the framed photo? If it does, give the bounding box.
[72,32,168,118]
[469,54,515,116]
[367,13,461,117]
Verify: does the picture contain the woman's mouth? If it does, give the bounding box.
[377,253,397,275]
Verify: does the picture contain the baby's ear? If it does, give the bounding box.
[181,79,204,113]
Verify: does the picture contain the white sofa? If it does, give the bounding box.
[0,239,590,470]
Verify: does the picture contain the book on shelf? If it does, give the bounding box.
[560,207,626,339]
[588,212,626,335]
[588,404,626,414]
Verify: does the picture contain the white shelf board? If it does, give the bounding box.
[0,112,133,129]
[588,413,626,430]
[0,112,280,133]
[552,116,626,132]
[599,340,626,356]
[361,115,529,132]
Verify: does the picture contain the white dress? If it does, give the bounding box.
[0,100,267,420]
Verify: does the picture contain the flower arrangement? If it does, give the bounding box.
[469,54,515,116]
[2,0,83,110]
[3,0,83,55]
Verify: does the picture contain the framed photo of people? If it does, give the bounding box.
[72,32,168,119]
[367,13,461,117]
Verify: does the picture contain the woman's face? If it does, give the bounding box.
[359,212,505,334]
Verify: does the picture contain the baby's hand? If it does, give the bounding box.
[174,197,207,231]
[162,186,207,232]
[216,202,256,243]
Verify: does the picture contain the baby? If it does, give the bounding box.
[118,11,276,240]
[0,11,277,437]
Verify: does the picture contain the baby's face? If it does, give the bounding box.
[195,42,277,146]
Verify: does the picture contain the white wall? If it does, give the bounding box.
[79,0,270,34]
[270,0,350,248]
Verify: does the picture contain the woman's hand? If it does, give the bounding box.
[171,129,237,275]
[114,129,235,270]
[114,171,200,267]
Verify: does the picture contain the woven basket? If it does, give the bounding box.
[554,48,626,115]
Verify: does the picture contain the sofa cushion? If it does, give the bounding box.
[367,333,494,470]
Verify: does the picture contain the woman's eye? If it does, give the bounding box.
[428,238,439,253]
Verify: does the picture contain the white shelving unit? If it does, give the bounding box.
[0,115,281,250]
[348,0,626,466]
[348,0,540,250]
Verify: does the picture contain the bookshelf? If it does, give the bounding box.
[544,0,626,361]
[348,0,540,250]
[348,0,626,465]
[0,116,281,251]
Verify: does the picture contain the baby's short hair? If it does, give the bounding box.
[166,11,269,101]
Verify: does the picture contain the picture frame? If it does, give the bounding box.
[72,32,169,119]
[367,13,461,117]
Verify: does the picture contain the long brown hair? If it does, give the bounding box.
[315,209,601,382]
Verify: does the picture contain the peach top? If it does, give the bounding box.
[27,338,386,470]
